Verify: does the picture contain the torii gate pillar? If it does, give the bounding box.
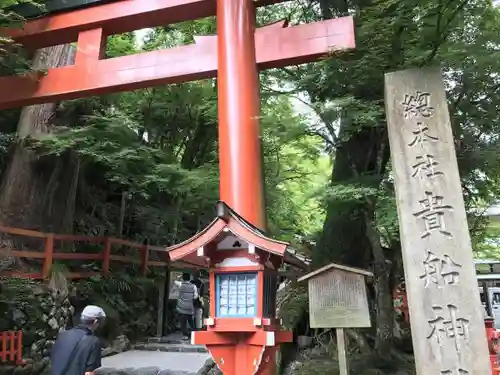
[217,0,265,229]
[198,2,277,373]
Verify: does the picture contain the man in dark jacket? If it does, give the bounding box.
[191,272,204,330]
[51,305,105,375]
[175,273,198,340]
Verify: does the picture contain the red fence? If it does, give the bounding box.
[0,331,23,364]
[0,225,169,279]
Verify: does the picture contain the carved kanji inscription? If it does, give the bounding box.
[427,304,469,353]
[420,251,462,288]
[440,369,468,375]
[401,91,435,119]
[413,192,453,238]
[408,122,439,148]
[412,154,444,179]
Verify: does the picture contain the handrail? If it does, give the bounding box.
[0,331,23,365]
[0,225,170,279]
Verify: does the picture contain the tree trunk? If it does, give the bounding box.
[313,119,394,352]
[313,123,382,268]
[365,213,394,355]
[0,44,76,233]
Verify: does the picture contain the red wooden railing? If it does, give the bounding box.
[0,225,169,279]
[0,331,23,364]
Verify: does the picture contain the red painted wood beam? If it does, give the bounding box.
[7,0,288,49]
[217,0,264,228]
[0,16,355,110]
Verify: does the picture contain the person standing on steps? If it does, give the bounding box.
[175,272,199,341]
[191,271,204,330]
[51,305,106,375]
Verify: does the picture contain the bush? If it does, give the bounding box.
[72,273,159,342]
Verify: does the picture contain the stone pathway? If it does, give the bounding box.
[98,351,211,375]
[96,332,212,375]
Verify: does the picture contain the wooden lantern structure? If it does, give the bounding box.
[167,201,307,375]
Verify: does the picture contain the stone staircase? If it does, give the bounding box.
[133,334,208,354]
[97,332,212,375]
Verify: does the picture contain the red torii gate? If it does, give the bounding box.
[3,0,355,373]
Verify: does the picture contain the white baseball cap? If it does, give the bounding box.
[81,305,106,320]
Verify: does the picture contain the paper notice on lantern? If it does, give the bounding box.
[308,268,370,328]
[216,273,258,317]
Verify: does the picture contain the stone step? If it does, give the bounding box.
[133,342,208,354]
[147,336,184,344]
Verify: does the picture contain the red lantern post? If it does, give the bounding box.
[168,202,302,375]
[485,318,500,375]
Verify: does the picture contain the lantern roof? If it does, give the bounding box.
[167,201,309,270]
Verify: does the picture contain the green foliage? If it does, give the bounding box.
[0,131,13,170]
[15,20,329,245]
[73,273,158,340]
[0,0,41,68]
[0,276,39,327]
[277,283,308,330]
[292,347,416,375]
[0,276,42,347]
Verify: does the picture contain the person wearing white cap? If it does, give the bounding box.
[50,305,106,375]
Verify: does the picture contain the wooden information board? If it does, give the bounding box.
[299,263,372,375]
[385,67,490,375]
[308,268,370,328]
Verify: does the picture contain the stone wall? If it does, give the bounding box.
[1,274,159,375]
[30,289,75,359]
[0,281,75,375]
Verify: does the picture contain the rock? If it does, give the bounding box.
[36,330,45,337]
[12,309,25,322]
[54,310,62,321]
[102,347,116,357]
[196,359,217,375]
[0,364,15,375]
[48,317,59,330]
[32,357,50,375]
[112,335,130,353]
[102,335,131,357]
[206,367,222,375]
[130,367,162,375]
[31,339,46,355]
[282,359,303,375]
[158,371,195,375]
[96,368,170,375]
[95,368,131,375]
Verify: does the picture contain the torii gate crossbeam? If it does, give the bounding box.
[0,18,355,111]
[7,0,287,49]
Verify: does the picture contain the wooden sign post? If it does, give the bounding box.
[298,263,373,375]
[385,67,490,375]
